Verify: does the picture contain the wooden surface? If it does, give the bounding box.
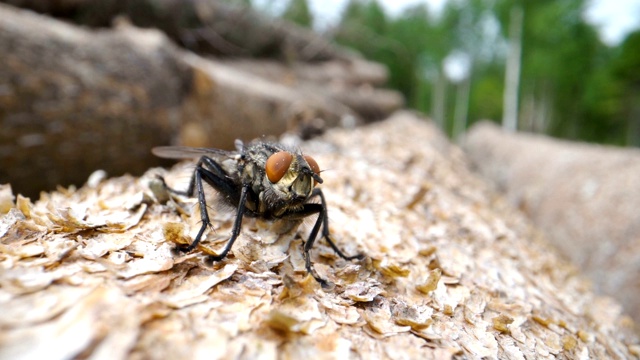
[1,113,638,359]
[462,121,640,331]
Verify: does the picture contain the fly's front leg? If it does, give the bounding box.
[309,188,364,261]
[302,205,330,288]
[289,190,364,288]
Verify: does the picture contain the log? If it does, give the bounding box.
[328,86,405,121]
[0,4,361,198]
[0,3,189,198]
[1,113,638,359]
[225,58,390,87]
[178,52,360,149]
[462,121,640,328]
[223,58,404,121]
[1,0,350,61]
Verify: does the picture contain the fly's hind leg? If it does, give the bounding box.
[287,188,364,288]
[161,156,241,253]
[307,188,364,261]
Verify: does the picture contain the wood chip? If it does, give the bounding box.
[1,113,637,359]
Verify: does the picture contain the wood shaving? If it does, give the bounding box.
[0,113,638,359]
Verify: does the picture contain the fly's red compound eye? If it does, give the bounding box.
[266,151,293,183]
[304,155,321,186]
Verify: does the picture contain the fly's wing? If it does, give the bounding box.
[152,146,237,160]
[152,146,243,205]
[152,145,244,184]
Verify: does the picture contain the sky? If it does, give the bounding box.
[299,0,640,46]
[584,0,640,44]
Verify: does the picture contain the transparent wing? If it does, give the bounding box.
[152,146,236,160]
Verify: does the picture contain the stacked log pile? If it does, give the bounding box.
[0,1,403,197]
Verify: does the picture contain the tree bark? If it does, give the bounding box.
[0,3,189,198]
[1,0,350,61]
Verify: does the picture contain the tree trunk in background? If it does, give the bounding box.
[520,90,534,132]
[452,75,471,140]
[432,69,447,129]
[502,5,523,132]
[532,85,550,133]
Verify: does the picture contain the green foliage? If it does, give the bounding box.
[581,63,627,145]
[268,0,640,146]
[223,0,253,8]
[613,30,640,85]
[468,65,504,125]
[610,30,640,145]
[282,0,313,28]
[334,1,435,110]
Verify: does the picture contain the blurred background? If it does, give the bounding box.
[253,0,640,145]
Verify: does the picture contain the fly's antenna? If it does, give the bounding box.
[310,171,323,184]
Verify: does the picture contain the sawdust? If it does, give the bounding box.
[0,113,638,359]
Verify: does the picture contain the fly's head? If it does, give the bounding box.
[263,150,322,206]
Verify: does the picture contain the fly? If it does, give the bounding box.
[152,139,364,288]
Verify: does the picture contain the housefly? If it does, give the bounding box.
[152,139,363,288]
